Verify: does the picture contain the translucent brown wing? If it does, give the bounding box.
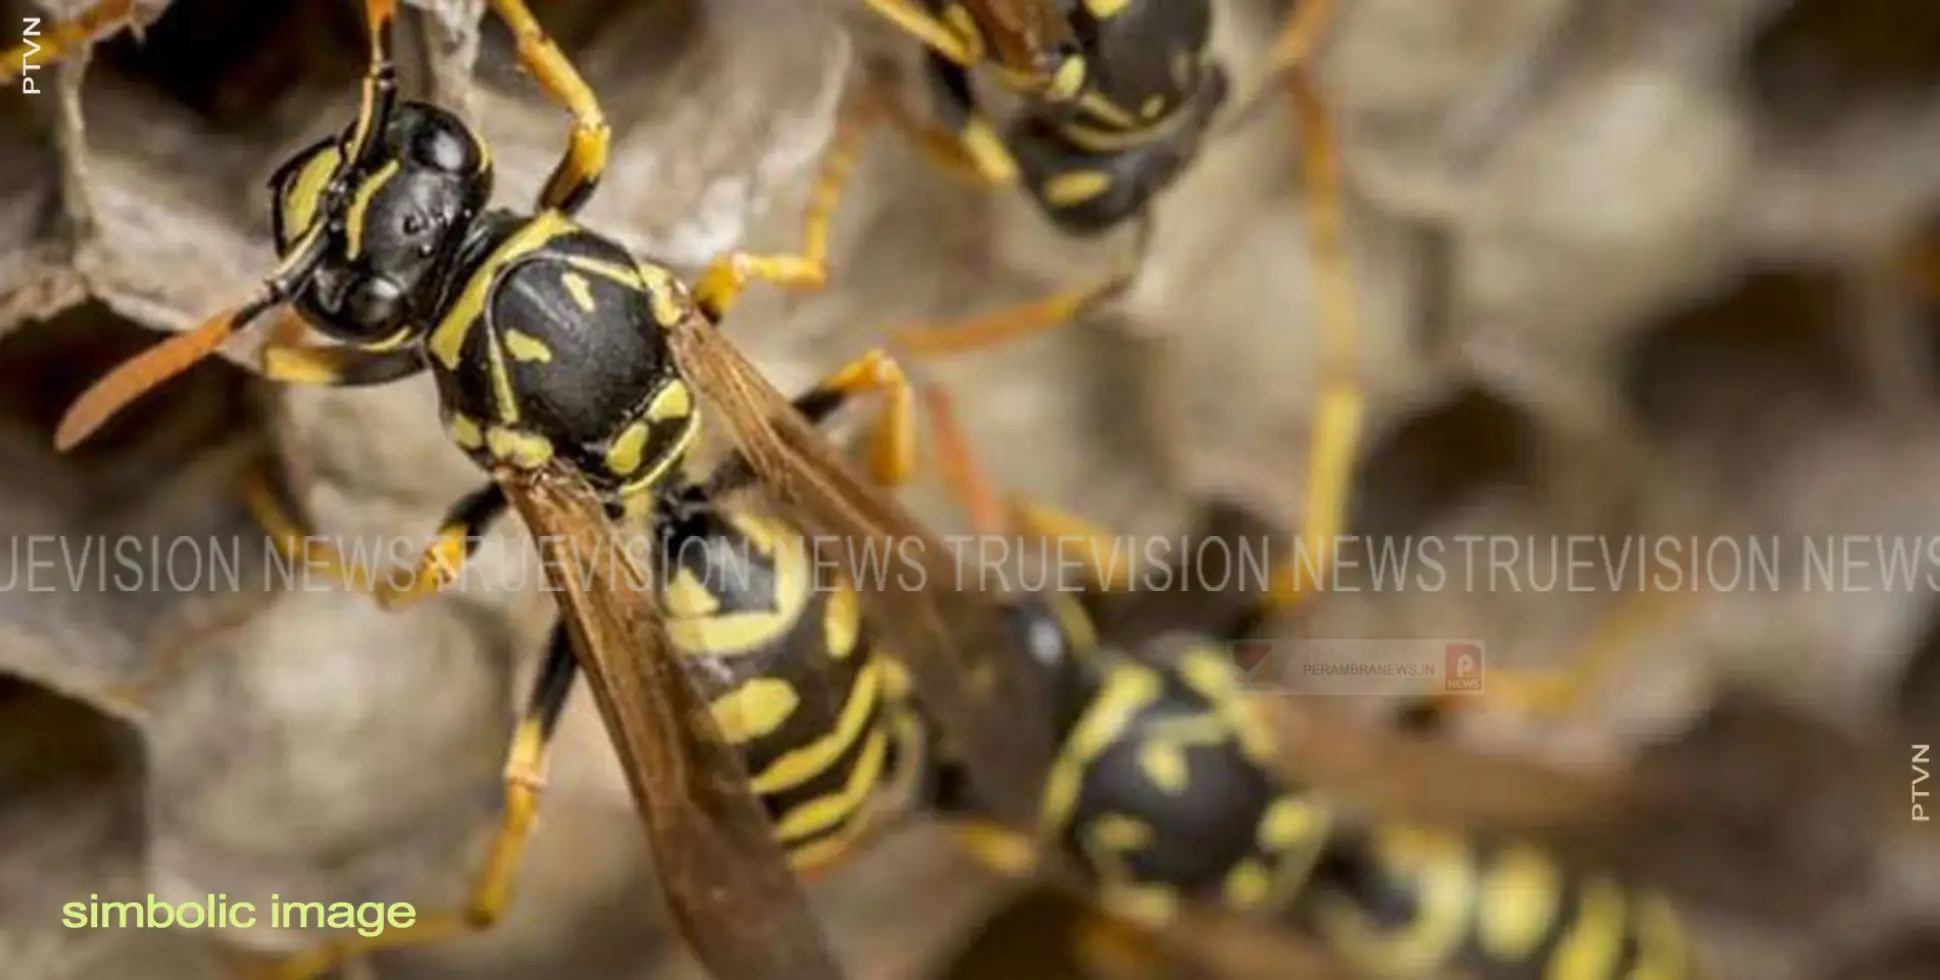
[665,314,1056,831]
[964,0,1077,76]
[1255,696,1635,832]
[497,461,843,980]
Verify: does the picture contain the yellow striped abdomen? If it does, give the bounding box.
[1311,824,1699,980]
[657,508,914,872]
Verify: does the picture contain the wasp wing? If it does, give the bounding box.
[1255,697,1634,832]
[498,461,844,980]
[665,315,1056,832]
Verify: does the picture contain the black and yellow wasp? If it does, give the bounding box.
[855,0,1366,625]
[37,2,1061,979]
[893,381,1706,980]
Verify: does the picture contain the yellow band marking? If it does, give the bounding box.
[751,659,883,795]
[1043,170,1114,207]
[823,586,862,660]
[280,146,343,244]
[773,727,890,842]
[1547,877,1626,980]
[604,421,650,477]
[646,380,693,422]
[1225,860,1272,910]
[483,427,554,468]
[1479,844,1563,964]
[1627,894,1691,980]
[560,271,597,311]
[430,211,577,368]
[504,330,553,363]
[1177,646,1278,764]
[447,413,484,450]
[1042,665,1162,832]
[345,160,401,260]
[711,678,800,745]
[663,519,811,657]
[1317,825,1476,977]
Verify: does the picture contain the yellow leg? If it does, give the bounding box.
[950,819,1041,877]
[487,0,610,214]
[797,350,918,487]
[858,0,980,67]
[918,380,1006,536]
[258,630,576,980]
[1262,8,1362,617]
[243,465,507,611]
[921,380,1135,598]
[888,216,1153,358]
[2,0,143,86]
[1266,0,1337,78]
[689,85,881,321]
[870,70,1019,188]
[1415,586,1697,725]
[346,0,402,154]
[259,305,423,389]
[921,380,1133,591]
[243,463,377,594]
[1008,501,1137,593]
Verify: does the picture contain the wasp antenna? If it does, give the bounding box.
[53,296,274,452]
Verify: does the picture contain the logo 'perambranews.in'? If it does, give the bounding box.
[1229,639,1486,696]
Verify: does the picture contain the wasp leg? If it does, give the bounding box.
[872,63,1012,187]
[1265,0,1337,81]
[706,349,918,497]
[262,625,577,980]
[342,0,402,167]
[948,819,1042,877]
[487,0,609,215]
[918,51,1023,186]
[244,466,507,610]
[920,381,1133,590]
[260,342,428,387]
[889,214,1153,358]
[688,88,881,322]
[369,484,511,610]
[1403,587,1698,729]
[258,305,426,387]
[1250,0,1361,620]
[2,0,143,84]
[859,0,980,67]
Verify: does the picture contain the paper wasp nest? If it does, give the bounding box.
[1,0,1939,978]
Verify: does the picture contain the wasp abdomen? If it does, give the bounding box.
[656,509,914,871]
[1312,825,1698,980]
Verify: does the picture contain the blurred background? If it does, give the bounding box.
[1,0,1938,978]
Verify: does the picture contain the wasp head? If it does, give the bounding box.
[267,102,493,348]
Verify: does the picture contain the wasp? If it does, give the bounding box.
[897,380,1706,980]
[45,2,1059,978]
[854,0,1368,626]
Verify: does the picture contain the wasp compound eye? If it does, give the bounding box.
[344,275,406,333]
